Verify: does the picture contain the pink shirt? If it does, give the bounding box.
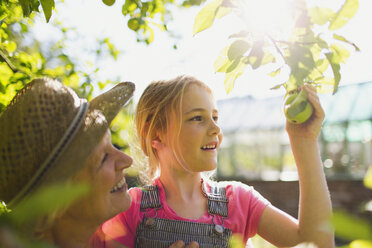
[99,179,270,247]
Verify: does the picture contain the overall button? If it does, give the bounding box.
[145,218,155,227]
[214,225,224,235]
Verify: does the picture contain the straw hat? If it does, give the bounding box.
[0,78,135,206]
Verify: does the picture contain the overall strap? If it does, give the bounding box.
[203,182,229,218]
[140,185,162,210]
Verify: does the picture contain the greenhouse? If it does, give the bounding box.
[217,81,372,181]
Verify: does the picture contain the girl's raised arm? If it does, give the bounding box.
[257,84,334,247]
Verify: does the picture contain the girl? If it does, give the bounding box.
[100,75,334,248]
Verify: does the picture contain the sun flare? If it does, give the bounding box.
[238,0,295,39]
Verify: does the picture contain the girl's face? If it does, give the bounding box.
[163,84,223,172]
[67,130,133,223]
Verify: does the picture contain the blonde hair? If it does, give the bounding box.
[135,75,212,183]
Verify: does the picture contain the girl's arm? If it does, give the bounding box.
[257,84,334,247]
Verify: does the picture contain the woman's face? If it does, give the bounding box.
[67,130,133,223]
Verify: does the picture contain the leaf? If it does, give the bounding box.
[333,34,360,51]
[349,240,372,248]
[19,0,32,17]
[332,210,372,241]
[216,6,231,19]
[286,74,298,92]
[227,40,250,60]
[193,0,223,35]
[11,182,90,225]
[214,45,240,73]
[224,59,247,93]
[308,7,335,25]
[325,52,341,94]
[245,40,264,69]
[329,0,359,30]
[269,68,281,77]
[364,166,372,189]
[228,30,249,39]
[313,77,335,94]
[40,0,55,22]
[330,43,350,64]
[308,58,329,80]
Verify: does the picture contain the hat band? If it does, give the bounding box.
[9,99,89,207]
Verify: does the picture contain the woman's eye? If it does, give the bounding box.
[101,153,108,164]
[190,116,202,121]
[213,116,219,122]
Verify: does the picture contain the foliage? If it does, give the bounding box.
[193,0,359,94]
[3,0,206,45]
[0,183,89,248]
[0,0,132,146]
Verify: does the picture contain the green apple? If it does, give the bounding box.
[103,0,115,6]
[284,90,313,124]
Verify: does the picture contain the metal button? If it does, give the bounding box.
[214,225,224,235]
[145,218,155,227]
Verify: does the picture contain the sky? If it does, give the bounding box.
[34,0,372,101]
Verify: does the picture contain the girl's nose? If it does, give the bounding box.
[208,120,221,136]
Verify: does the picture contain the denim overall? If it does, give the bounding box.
[135,182,232,248]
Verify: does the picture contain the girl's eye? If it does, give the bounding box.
[101,153,108,165]
[213,116,219,122]
[190,116,202,121]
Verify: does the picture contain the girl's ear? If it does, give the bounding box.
[151,136,164,150]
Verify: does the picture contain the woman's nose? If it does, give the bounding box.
[115,149,133,171]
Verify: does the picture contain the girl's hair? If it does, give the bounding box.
[135,75,212,183]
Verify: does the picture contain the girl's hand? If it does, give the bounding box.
[285,84,325,141]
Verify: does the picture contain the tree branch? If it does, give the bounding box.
[0,48,18,72]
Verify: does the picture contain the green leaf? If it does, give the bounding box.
[308,7,335,25]
[325,52,341,94]
[224,59,247,93]
[11,182,90,225]
[215,6,231,18]
[227,40,250,60]
[19,0,32,17]
[228,30,249,39]
[286,74,298,92]
[214,45,238,72]
[364,166,372,189]
[308,58,329,81]
[330,43,350,64]
[349,240,372,248]
[313,77,335,94]
[245,40,265,69]
[270,82,285,90]
[329,0,359,30]
[333,34,360,51]
[268,68,281,77]
[193,0,223,35]
[332,210,372,241]
[40,0,55,22]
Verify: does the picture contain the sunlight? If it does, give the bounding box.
[238,0,295,39]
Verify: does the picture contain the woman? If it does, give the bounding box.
[0,78,197,248]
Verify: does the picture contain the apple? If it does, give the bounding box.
[103,0,115,6]
[284,90,313,124]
